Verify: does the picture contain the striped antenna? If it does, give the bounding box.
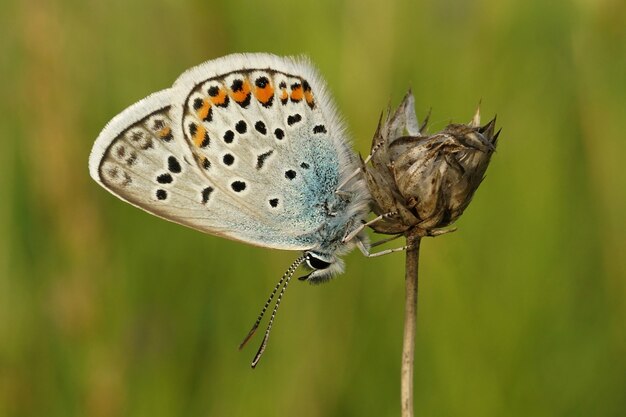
[239,255,305,367]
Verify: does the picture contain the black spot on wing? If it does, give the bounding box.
[223,154,235,166]
[200,132,210,148]
[130,131,143,142]
[189,123,197,137]
[201,187,214,204]
[255,121,267,135]
[256,150,274,169]
[203,107,213,122]
[140,138,153,150]
[313,125,327,134]
[208,86,219,96]
[122,172,132,187]
[152,119,165,130]
[231,79,243,91]
[231,181,246,192]
[107,167,119,179]
[156,189,167,200]
[287,114,302,126]
[235,120,247,134]
[168,156,181,173]
[223,130,234,143]
[126,151,137,166]
[157,173,173,184]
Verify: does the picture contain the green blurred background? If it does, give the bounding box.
[1,0,625,416]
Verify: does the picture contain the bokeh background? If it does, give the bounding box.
[1,0,625,416]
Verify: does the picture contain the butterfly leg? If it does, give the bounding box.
[356,238,411,258]
[342,212,397,244]
[335,167,363,195]
[335,140,386,194]
[354,228,455,258]
[370,233,403,247]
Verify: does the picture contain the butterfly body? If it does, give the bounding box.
[89,53,369,282]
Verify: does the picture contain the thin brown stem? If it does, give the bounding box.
[401,231,421,417]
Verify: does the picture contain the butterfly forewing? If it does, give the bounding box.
[180,68,339,241]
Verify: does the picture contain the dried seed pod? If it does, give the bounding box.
[363,91,499,235]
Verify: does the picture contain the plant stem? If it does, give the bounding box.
[401,231,421,417]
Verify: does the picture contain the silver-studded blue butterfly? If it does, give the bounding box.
[88,53,373,366]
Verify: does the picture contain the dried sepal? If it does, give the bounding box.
[364,91,499,236]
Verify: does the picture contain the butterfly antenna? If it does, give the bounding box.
[248,256,305,368]
[238,256,305,348]
[239,276,287,350]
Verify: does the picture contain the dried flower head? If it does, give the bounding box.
[363,91,500,236]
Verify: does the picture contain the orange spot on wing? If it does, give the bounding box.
[255,84,274,104]
[196,99,211,120]
[193,125,207,147]
[159,126,171,138]
[231,80,251,103]
[211,89,228,106]
[280,89,288,101]
[291,85,303,101]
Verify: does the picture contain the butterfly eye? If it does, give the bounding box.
[305,253,332,270]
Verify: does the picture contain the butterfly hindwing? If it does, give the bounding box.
[89,90,241,239]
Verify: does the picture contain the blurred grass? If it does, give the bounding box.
[1,0,625,416]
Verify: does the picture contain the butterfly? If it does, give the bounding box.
[88,53,387,366]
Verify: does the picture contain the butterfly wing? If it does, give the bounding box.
[89,89,241,241]
[89,54,364,251]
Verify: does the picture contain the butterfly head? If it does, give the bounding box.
[300,222,369,284]
[298,250,343,284]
